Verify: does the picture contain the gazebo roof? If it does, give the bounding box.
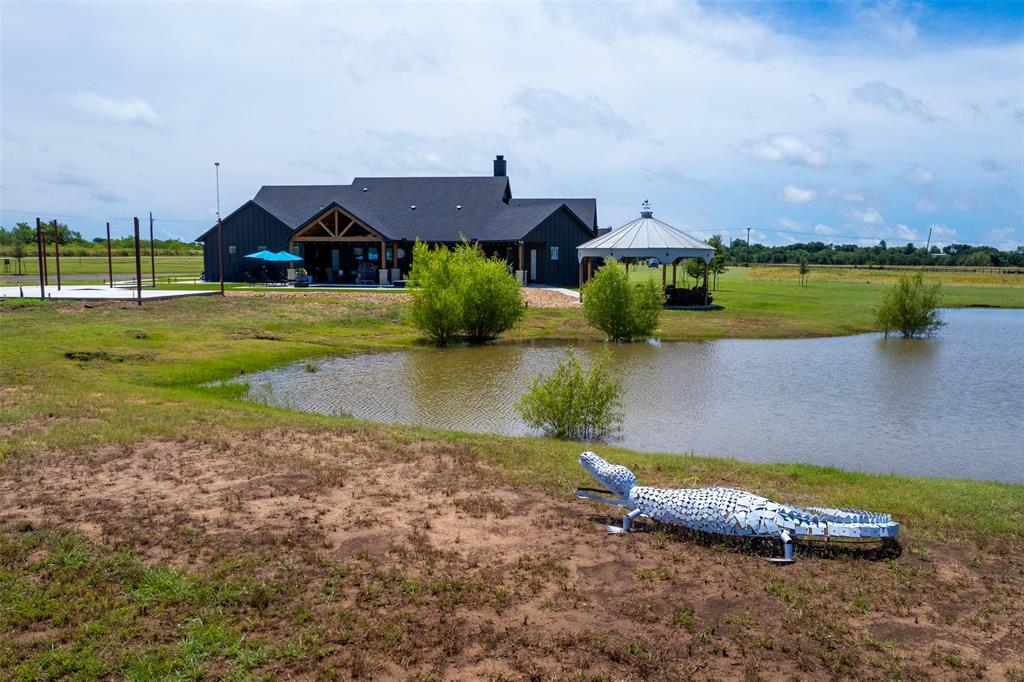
[576,204,715,263]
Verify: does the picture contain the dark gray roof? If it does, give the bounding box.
[201,176,595,242]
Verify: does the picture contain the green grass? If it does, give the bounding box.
[0,530,273,680]
[1,279,1022,541]
[3,254,203,278]
[2,273,1022,678]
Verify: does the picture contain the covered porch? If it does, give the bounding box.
[289,205,408,285]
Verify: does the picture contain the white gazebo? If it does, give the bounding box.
[577,201,715,304]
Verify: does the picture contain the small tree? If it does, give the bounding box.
[516,349,624,441]
[582,258,661,341]
[875,272,944,338]
[798,257,810,287]
[459,245,525,342]
[685,258,705,287]
[707,235,728,290]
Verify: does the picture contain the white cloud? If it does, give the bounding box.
[850,81,937,122]
[985,227,1019,250]
[850,208,884,224]
[745,133,827,167]
[68,92,162,128]
[914,200,939,213]
[775,217,801,230]
[780,185,816,204]
[814,223,837,236]
[928,224,956,239]
[904,164,935,186]
[895,224,918,240]
[828,187,865,204]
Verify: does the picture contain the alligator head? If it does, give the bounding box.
[577,451,637,504]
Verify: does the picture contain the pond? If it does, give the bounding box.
[236,308,1024,483]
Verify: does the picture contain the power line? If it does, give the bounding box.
[0,208,212,224]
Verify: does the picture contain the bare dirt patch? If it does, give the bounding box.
[2,431,1022,679]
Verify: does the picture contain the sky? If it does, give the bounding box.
[1,1,1022,250]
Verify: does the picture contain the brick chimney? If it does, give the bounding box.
[493,154,507,177]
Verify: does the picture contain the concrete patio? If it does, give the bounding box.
[0,284,219,301]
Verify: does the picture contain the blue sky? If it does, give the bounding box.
[1,1,1022,249]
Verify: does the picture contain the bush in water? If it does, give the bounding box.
[515,349,624,441]
[408,240,525,346]
[582,258,662,341]
[875,271,944,338]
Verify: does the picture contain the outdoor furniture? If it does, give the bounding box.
[664,285,711,307]
[355,261,378,285]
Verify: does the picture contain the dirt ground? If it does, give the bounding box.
[225,287,579,309]
[2,430,1021,680]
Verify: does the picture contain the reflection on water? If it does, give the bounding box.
[237,309,1024,482]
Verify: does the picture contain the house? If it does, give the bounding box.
[197,156,597,286]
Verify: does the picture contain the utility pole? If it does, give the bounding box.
[106,222,114,287]
[149,212,156,287]
[925,226,933,252]
[52,219,62,290]
[746,227,751,266]
[35,218,45,299]
[133,217,143,306]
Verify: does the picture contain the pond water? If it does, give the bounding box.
[237,308,1024,483]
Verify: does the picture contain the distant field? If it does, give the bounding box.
[742,264,1024,287]
[2,255,203,278]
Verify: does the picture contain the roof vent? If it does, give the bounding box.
[456,205,462,210]
[410,205,416,210]
[362,187,368,192]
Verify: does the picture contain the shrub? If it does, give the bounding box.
[408,240,524,346]
[459,248,525,342]
[875,272,944,338]
[515,349,624,441]
[408,241,464,346]
[582,258,662,341]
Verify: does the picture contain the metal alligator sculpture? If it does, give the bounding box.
[575,452,899,563]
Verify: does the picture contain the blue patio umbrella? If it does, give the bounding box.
[243,250,276,260]
[265,251,304,262]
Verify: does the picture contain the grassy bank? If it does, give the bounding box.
[2,273,1023,678]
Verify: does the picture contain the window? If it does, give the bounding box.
[354,246,364,260]
[257,245,267,251]
[228,245,236,255]
[550,246,559,261]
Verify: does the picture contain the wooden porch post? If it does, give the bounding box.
[578,259,584,287]
[379,239,385,270]
[672,260,677,287]
[703,260,709,306]
[391,242,398,269]
[518,242,524,271]
[661,263,666,289]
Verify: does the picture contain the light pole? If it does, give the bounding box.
[215,161,224,295]
[215,161,221,221]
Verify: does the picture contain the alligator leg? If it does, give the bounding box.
[766,530,796,564]
[608,508,643,534]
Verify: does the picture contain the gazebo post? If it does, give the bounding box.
[661,263,666,289]
[703,260,709,306]
[672,260,677,287]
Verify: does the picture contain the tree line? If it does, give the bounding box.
[0,222,202,263]
[724,238,1024,267]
